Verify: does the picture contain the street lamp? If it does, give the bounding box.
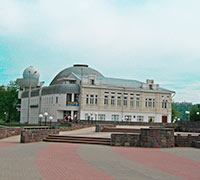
[39,114,43,126]
[197,112,200,115]
[44,112,48,126]
[185,111,190,121]
[49,116,53,127]
[4,112,7,122]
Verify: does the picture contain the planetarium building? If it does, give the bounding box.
[17,64,175,124]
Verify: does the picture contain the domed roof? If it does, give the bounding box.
[50,64,104,85]
[23,66,40,80]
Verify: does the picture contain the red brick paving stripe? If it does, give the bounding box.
[35,143,115,180]
[112,147,200,180]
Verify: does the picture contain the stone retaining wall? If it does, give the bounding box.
[21,128,60,143]
[111,128,175,148]
[95,124,116,132]
[111,133,140,146]
[102,127,141,133]
[177,121,200,133]
[140,128,174,148]
[175,134,200,147]
[0,127,22,139]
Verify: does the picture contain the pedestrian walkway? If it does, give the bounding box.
[0,127,200,180]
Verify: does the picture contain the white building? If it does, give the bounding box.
[17,64,175,124]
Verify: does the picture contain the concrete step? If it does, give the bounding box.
[44,135,111,145]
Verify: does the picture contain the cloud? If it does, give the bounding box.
[0,0,200,103]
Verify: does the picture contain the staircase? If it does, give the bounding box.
[43,134,111,145]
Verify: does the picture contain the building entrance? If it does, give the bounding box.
[162,116,167,123]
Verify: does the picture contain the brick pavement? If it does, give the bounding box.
[0,127,200,180]
[78,145,182,180]
[35,143,114,180]
[113,147,200,180]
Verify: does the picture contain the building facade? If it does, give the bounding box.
[17,64,175,124]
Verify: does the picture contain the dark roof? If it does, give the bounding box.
[50,64,104,85]
[21,84,80,98]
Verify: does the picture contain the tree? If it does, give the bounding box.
[171,103,181,122]
[0,81,20,123]
[190,104,200,121]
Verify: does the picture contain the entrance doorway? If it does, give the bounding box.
[162,116,167,123]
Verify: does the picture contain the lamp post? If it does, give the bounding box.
[4,112,7,122]
[49,116,53,127]
[39,114,43,126]
[44,112,48,126]
[185,111,190,121]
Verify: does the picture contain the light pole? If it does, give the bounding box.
[185,111,190,121]
[44,112,48,126]
[4,112,7,122]
[39,114,43,126]
[49,116,53,127]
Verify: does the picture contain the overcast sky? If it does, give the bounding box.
[1,0,200,103]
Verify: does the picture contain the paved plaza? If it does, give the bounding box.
[0,127,200,180]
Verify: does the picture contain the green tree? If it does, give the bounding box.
[171,103,181,122]
[190,104,200,121]
[0,81,20,123]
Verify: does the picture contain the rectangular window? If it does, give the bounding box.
[85,113,89,120]
[112,115,119,121]
[117,96,121,106]
[125,115,132,121]
[148,98,152,108]
[67,94,72,102]
[145,98,148,108]
[95,95,98,104]
[148,116,155,122]
[104,95,108,105]
[130,97,134,107]
[90,95,94,104]
[136,97,140,107]
[56,97,58,104]
[111,96,115,106]
[98,114,105,120]
[123,96,127,106]
[162,100,167,109]
[137,116,144,122]
[86,95,89,104]
[153,99,155,108]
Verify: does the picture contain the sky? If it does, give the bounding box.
[0,0,200,103]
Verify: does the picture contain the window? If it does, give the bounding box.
[85,113,89,120]
[123,96,127,106]
[111,96,115,106]
[148,98,152,108]
[130,97,134,107]
[112,115,119,121]
[145,98,148,108]
[148,116,155,122]
[153,99,155,108]
[67,94,72,102]
[162,100,167,109]
[86,95,89,104]
[74,94,79,102]
[125,115,132,121]
[98,114,105,120]
[56,97,58,104]
[104,95,108,105]
[149,84,153,90]
[136,97,140,107]
[90,79,95,85]
[90,95,94,105]
[137,116,144,122]
[117,96,121,106]
[95,95,98,104]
